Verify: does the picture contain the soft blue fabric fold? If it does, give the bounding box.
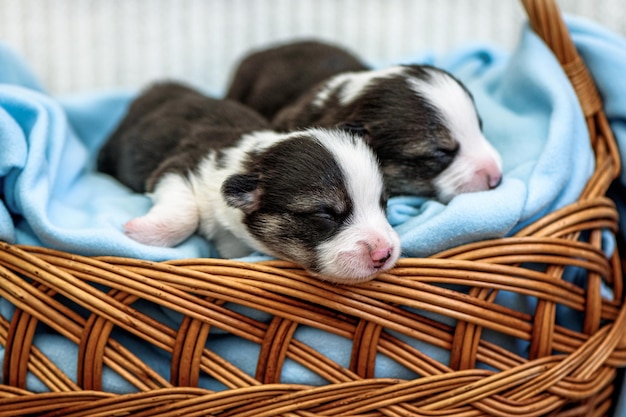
[0,21,596,261]
[1,16,625,412]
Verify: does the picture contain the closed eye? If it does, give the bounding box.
[380,193,388,212]
[312,211,336,222]
[312,205,344,223]
[433,143,459,161]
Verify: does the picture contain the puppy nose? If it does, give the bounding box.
[477,160,502,190]
[488,171,502,189]
[371,247,392,268]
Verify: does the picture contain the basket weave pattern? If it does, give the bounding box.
[1,0,625,416]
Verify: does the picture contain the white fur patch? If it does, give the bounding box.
[408,68,503,202]
[313,66,406,108]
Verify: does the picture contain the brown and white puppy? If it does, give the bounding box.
[98,82,400,283]
[273,64,503,201]
[225,40,367,121]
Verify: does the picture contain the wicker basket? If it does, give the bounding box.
[1,0,624,416]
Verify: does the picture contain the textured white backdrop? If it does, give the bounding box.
[0,0,624,95]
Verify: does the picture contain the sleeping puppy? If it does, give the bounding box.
[225,40,367,121]
[98,82,400,283]
[273,64,503,201]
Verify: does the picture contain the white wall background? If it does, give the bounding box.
[0,0,624,95]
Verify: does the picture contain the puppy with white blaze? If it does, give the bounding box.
[98,82,400,283]
[273,64,503,201]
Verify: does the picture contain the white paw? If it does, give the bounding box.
[124,173,201,247]
[124,215,187,247]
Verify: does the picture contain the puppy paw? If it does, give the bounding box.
[124,215,193,247]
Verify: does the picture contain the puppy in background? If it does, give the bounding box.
[227,40,502,202]
[274,64,503,202]
[98,82,400,284]
[226,40,367,121]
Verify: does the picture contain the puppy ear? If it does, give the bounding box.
[221,173,262,214]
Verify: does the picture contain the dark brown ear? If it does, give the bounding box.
[221,173,262,214]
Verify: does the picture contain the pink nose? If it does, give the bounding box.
[371,247,392,268]
[487,171,502,189]
[477,160,502,190]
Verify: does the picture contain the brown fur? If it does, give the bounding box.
[226,40,367,120]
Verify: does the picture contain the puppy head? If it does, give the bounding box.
[222,128,400,284]
[403,66,502,202]
[278,65,502,201]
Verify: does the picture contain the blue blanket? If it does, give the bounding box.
[0,19,602,262]
[2,16,626,413]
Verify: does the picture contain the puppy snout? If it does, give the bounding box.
[371,246,392,268]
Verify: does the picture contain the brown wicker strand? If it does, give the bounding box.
[0,315,79,392]
[171,310,212,387]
